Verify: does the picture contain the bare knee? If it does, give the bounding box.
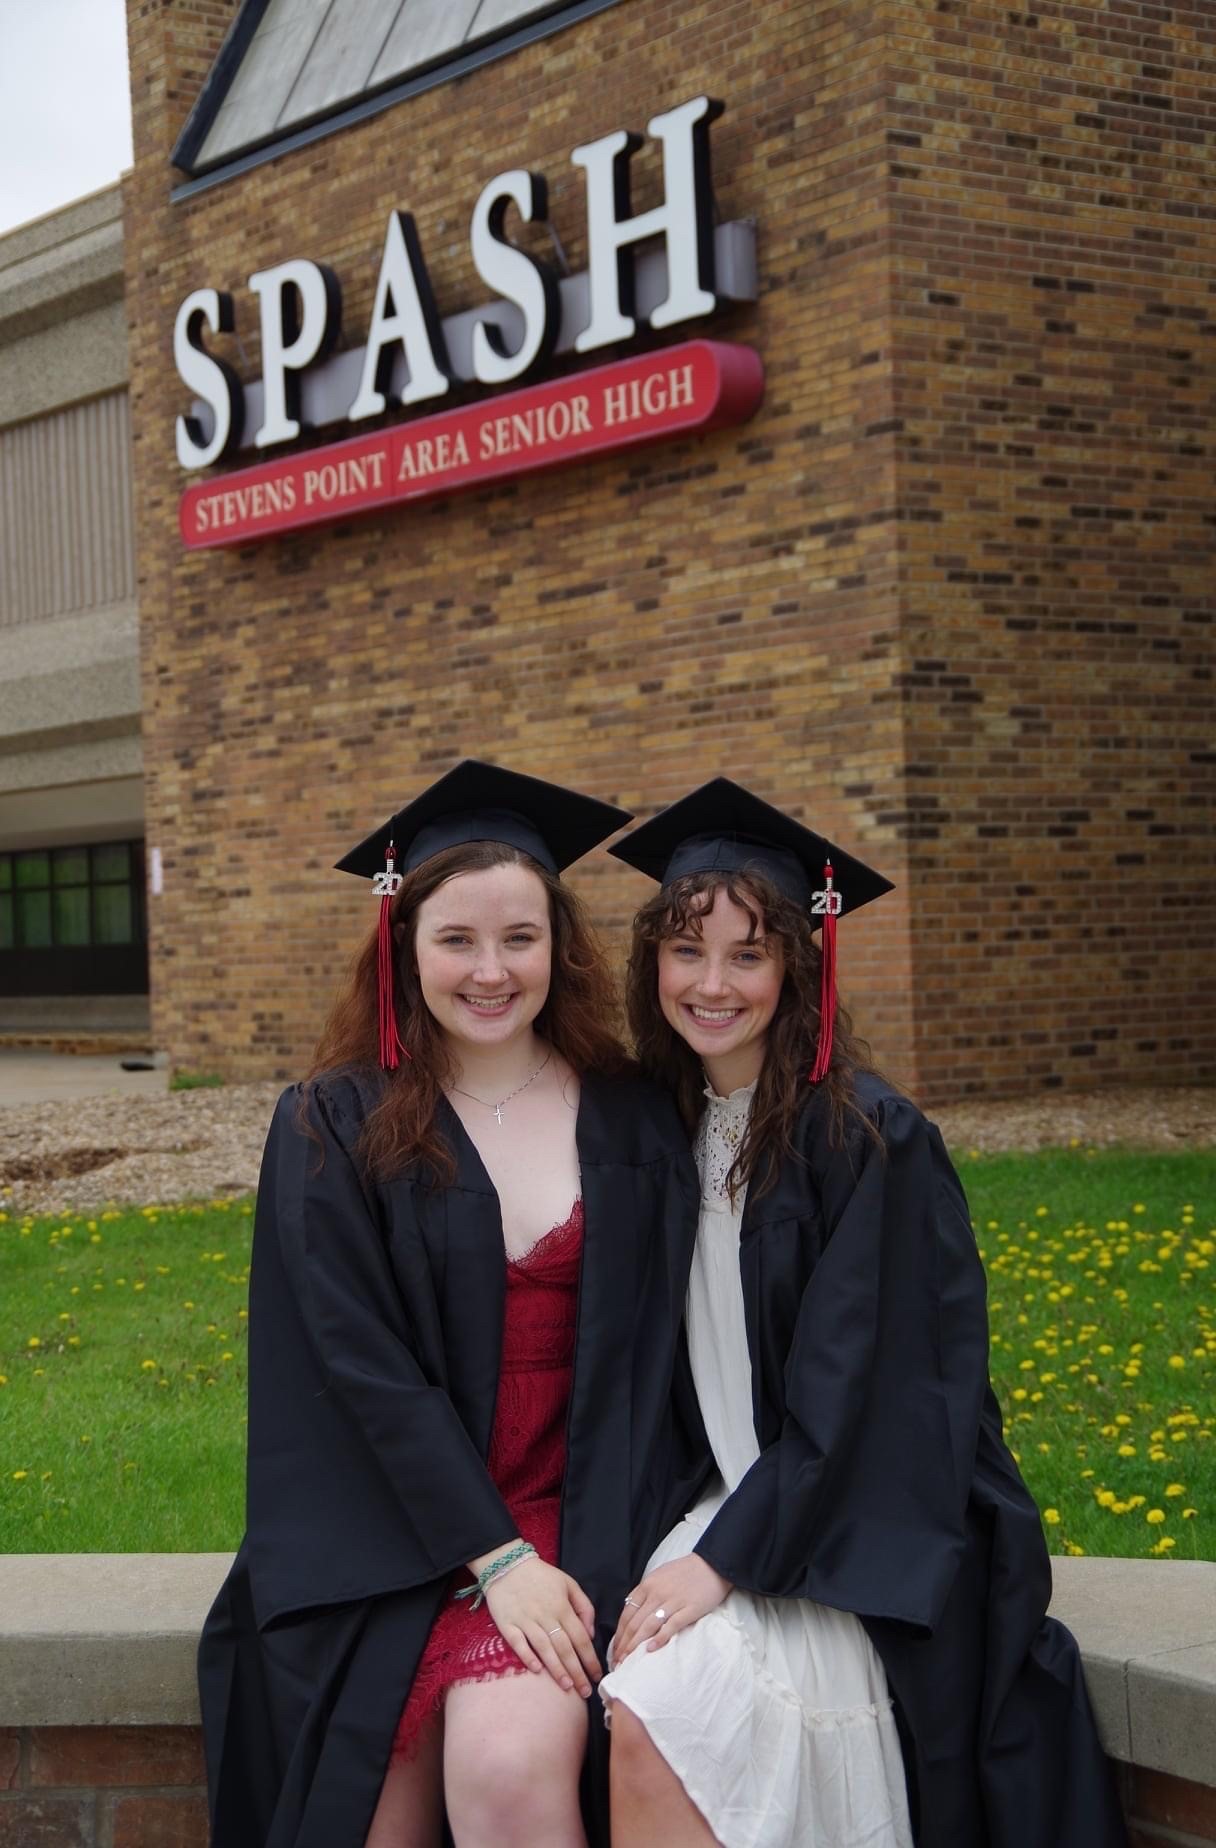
[446,1699,585,1843]
[610,1703,667,1795]
[458,1727,552,1812]
[610,1701,714,1846]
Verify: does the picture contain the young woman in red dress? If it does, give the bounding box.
[197,763,699,1848]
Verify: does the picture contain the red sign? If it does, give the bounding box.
[179,340,763,549]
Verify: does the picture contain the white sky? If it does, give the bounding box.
[0,0,135,236]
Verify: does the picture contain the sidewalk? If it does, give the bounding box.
[0,1051,168,1106]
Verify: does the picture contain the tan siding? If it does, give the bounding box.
[0,392,135,630]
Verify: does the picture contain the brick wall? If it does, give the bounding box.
[1,1724,1213,1845]
[124,0,1215,1100]
[0,1728,206,1847]
[884,0,1216,1097]
[1121,1764,1216,1848]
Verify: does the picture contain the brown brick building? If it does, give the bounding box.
[124,0,1215,1101]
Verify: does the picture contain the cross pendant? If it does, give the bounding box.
[494,1104,504,1126]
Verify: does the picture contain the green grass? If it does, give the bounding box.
[168,1071,226,1091]
[0,1150,1212,1559]
[959,1148,1214,1563]
[0,1199,251,1551]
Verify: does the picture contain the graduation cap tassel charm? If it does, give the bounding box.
[374,843,407,1071]
[809,861,840,1085]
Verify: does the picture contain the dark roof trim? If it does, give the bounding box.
[171,0,625,201]
[171,0,275,175]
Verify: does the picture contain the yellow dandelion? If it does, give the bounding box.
[27,1337,41,1349]
[1165,1484,1186,1497]
[1043,1508,1061,1525]
[1146,1508,1166,1525]
[12,1471,28,1481]
[1182,1508,1198,1519]
[1169,1355,1186,1370]
[1117,1444,1136,1457]
[140,1359,157,1371]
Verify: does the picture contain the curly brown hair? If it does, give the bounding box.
[626,870,882,1198]
[308,840,627,1182]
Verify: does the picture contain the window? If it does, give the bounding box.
[174,0,625,189]
[0,843,144,953]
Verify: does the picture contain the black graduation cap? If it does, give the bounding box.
[336,759,632,881]
[607,777,893,914]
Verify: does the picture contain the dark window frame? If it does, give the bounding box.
[0,842,146,954]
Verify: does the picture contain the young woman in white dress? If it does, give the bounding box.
[598,779,1127,1848]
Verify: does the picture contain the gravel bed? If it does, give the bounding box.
[0,1081,1211,1218]
[0,1082,283,1218]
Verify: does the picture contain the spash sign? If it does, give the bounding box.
[173,95,763,547]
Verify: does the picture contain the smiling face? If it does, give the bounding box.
[656,883,785,1094]
[413,862,553,1056]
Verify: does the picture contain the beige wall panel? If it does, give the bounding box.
[0,392,135,630]
[0,770,144,850]
[0,302,129,430]
[0,736,142,812]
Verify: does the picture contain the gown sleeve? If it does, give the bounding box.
[244,1081,517,1625]
[693,1090,990,1632]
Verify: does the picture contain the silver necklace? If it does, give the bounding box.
[449,1050,552,1125]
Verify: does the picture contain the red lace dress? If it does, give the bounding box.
[392,1199,584,1756]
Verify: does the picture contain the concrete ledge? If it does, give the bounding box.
[1042,1557,1216,1788]
[0,1555,229,1727]
[0,1554,1212,1793]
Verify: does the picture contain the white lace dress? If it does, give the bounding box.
[600,1082,913,1848]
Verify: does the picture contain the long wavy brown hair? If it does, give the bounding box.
[308,840,627,1182]
[626,870,882,1198]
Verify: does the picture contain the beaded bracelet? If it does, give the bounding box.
[455,1539,537,1610]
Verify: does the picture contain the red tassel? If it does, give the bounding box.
[809,861,838,1085]
[376,843,408,1071]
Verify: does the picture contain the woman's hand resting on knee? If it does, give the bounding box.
[482,1557,602,1697]
[610,1556,731,1665]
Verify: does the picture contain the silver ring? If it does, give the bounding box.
[653,1607,667,1623]
[623,1596,639,1608]
[547,1625,563,1635]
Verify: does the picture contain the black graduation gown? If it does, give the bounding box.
[686,1073,1127,1848]
[198,1069,700,1848]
